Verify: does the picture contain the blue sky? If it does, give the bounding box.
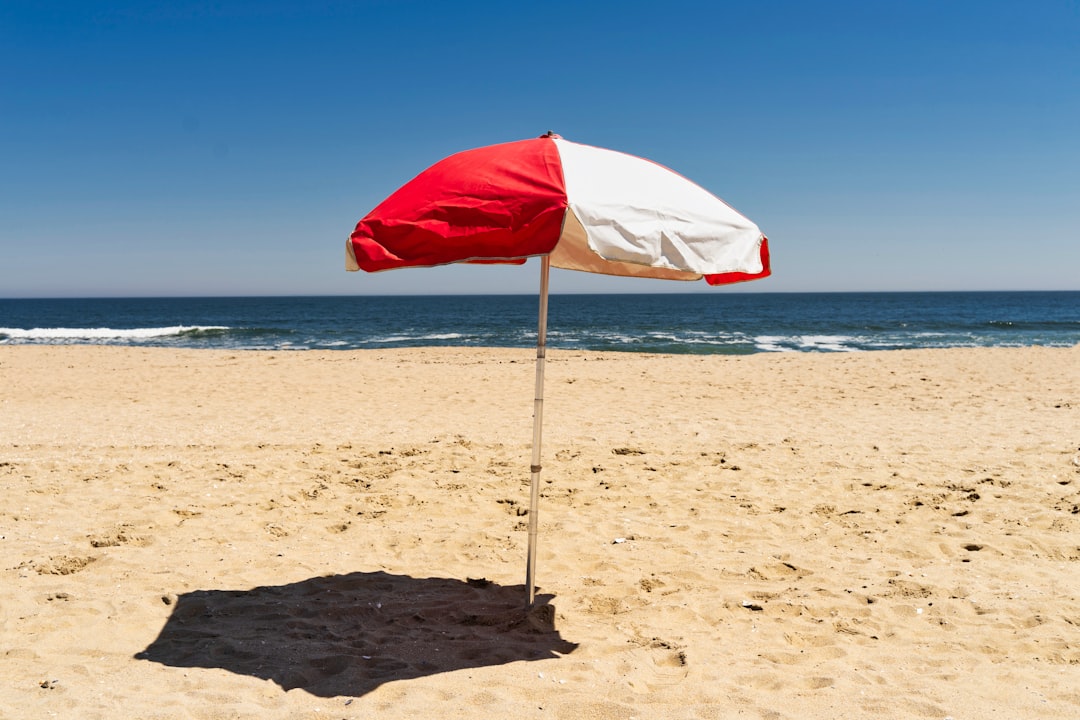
[2,0,1078,297]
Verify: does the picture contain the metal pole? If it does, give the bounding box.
[525,255,550,607]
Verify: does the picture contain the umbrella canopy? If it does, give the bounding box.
[348,132,770,284]
[347,133,771,605]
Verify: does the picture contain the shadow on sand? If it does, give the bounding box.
[135,571,577,697]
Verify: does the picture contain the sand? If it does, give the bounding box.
[1,344,1078,719]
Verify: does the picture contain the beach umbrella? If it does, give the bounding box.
[347,132,771,605]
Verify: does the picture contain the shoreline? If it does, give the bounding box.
[2,345,1078,718]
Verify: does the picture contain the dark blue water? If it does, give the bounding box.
[1,292,1077,353]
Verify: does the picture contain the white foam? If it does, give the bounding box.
[645,331,745,346]
[754,335,794,352]
[368,332,466,344]
[0,325,228,340]
[797,335,858,352]
[419,333,466,340]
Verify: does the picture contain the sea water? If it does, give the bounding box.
[1,292,1077,354]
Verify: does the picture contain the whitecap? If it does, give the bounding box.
[0,325,229,341]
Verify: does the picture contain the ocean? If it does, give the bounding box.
[1,292,1078,354]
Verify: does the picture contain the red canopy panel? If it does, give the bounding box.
[350,137,568,271]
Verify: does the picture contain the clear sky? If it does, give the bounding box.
[2,0,1078,297]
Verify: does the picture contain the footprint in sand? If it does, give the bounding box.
[33,555,97,575]
[88,524,151,548]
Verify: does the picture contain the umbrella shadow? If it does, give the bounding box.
[135,571,578,697]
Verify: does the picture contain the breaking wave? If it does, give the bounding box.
[0,326,230,343]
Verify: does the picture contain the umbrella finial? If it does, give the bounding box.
[539,130,562,139]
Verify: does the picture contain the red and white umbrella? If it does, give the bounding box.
[347,133,771,604]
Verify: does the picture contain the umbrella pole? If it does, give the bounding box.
[525,255,550,607]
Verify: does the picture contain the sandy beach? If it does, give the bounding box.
[2,344,1078,719]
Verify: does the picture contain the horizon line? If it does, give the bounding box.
[3,288,1079,301]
